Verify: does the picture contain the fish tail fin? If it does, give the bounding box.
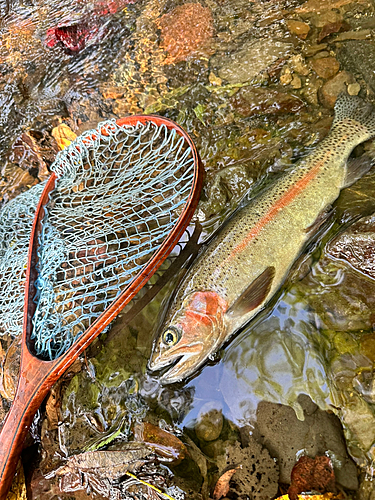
[333,93,375,139]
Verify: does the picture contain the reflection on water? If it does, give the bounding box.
[179,288,331,426]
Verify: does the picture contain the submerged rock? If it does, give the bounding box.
[195,404,224,442]
[327,213,375,280]
[217,438,279,500]
[230,86,305,117]
[319,70,356,107]
[288,455,336,500]
[286,20,311,39]
[311,57,340,79]
[256,395,358,490]
[158,3,214,65]
[336,40,375,93]
[214,39,292,84]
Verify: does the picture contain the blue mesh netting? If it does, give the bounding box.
[0,182,46,338]
[31,119,195,360]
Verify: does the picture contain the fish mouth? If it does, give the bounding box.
[148,343,206,384]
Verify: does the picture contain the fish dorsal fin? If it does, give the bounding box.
[227,266,275,318]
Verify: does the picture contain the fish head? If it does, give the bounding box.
[148,291,227,384]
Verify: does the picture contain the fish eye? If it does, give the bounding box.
[162,327,180,346]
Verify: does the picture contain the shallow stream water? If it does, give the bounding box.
[2,0,375,498]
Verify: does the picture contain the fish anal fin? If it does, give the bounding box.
[227,266,275,318]
[343,155,374,188]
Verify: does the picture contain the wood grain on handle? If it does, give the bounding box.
[0,363,52,499]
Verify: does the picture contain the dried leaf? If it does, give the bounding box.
[213,466,241,500]
[133,422,187,464]
[52,123,77,150]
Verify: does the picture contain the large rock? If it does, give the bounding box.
[230,86,305,117]
[256,395,358,490]
[214,39,292,84]
[336,40,375,92]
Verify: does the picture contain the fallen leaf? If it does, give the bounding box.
[52,123,77,150]
[133,422,187,464]
[213,466,241,500]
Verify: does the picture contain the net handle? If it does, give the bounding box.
[0,115,203,497]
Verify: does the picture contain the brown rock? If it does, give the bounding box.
[311,57,340,79]
[295,0,364,15]
[286,20,310,39]
[288,455,336,500]
[319,70,356,108]
[158,3,214,64]
[317,21,351,42]
[231,87,304,117]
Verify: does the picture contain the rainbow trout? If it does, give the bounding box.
[149,94,375,384]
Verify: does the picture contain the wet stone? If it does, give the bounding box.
[311,57,340,79]
[317,20,351,42]
[286,20,311,39]
[256,395,358,490]
[288,54,310,76]
[319,70,356,108]
[158,3,214,64]
[336,40,375,93]
[195,405,223,442]
[327,213,375,280]
[230,86,305,117]
[214,39,292,84]
[217,438,279,500]
[347,82,361,95]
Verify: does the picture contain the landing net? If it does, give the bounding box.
[31,119,195,360]
[0,182,46,339]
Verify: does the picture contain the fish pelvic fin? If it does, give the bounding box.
[227,265,275,318]
[333,93,375,138]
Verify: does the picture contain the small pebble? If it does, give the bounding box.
[209,72,222,86]
[347,83,361,96]
[289,54,309,76]
[291,75,302,89]
[280,67,292,85]
[195,405,224,442]
[286,20,310,39]
[311,57,340,79]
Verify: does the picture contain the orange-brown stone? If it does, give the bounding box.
[158,3,214,64]
[311,56,340,79]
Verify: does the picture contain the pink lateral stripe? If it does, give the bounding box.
[226,158,325,262]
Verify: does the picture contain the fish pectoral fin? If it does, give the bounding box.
[343,155,374,188]
[227,265,275,318]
